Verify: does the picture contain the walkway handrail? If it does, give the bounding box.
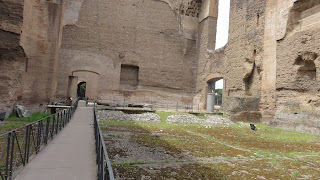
[93,102,115,180]
[0,99,79,180]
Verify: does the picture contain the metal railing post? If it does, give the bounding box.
[36,122,40,154]
[52,114,55,139]
[56,113,59,134]
[45,117,50,145]
[9,132,15,179]
[26,126,31,163]
[23,126,29,166]
[5,133,11,180]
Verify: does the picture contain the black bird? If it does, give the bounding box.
[250,124,257,131]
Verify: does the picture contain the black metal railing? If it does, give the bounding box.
[93,102,114,180]
[0,100,79,180]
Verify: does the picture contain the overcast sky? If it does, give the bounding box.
[215,0,230,89]
[215,0,230,49]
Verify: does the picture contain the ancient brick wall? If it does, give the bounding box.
[56,0,199,105]
[0,0,65,114]
[0,0,27,116]
[224,0,265,98]
[273,0,320,134]
[19,0,65,111]
[213,0,266,121]
[193,0,220,110]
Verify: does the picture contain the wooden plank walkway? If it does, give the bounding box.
[14,106,97,180]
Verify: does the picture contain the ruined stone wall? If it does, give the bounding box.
[273,0,320,134]
[220,0,266,121]
[224,0,265,97]
[56,0,199,106]
[260,0,295,121]
[0,0,27,116]
[193,0,220,109]
[0,0,64,114]
[20,0,65,111]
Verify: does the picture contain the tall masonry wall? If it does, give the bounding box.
[1,0,320,134]
[208,0,267,122]
[273,0,320,134]
[200,0,320,134]
[56,0,200,106]
[0,0,27,115]
[0,0,64,115]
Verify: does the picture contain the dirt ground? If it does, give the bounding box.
[100,120,320,180]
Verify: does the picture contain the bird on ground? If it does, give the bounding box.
[250,124,257,131]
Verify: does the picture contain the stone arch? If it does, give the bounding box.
[71,70,99,100]
[77,81,87,98]
[71,67,100,76]
[205,73,224,112]
[206,73,224,83]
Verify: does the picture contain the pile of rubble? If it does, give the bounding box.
[98,110,161,123]
[167,114,233,125]
[98,110,233,125]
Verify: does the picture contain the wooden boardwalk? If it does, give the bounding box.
[14,105,97,180]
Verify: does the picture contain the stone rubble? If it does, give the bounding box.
[98,110,161,123]
[167,114,233,125]
[13,105,32,118]
[98,110,232,125]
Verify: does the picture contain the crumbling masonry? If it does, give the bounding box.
[1,0,320,134]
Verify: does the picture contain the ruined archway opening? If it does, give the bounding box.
[77,81,86,98]
[206,78,224,112]
[215,79,223,106]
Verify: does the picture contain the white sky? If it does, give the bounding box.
[215,0,230,49]
[214,0,230,89]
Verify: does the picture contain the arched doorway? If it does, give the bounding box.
[206,75,224,112]
[71,70,99,100]
[77,81,86,98]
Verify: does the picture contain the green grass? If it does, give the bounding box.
[196,115,206,119]
[2,123,22,129]
[0,123,27,134]
[255,123,320,142]
[5,112,51,122]
[101,118,320,179]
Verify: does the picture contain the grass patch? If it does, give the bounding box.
[101,117,320,179]
[2,123,22,129]
[196,115,206,119]
[0,123,27,134]
[256,123,320,142]
[187,122,320,156]
[5,112,51,122]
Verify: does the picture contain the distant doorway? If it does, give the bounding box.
[206,77,224,112]
[77,82,86,98]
